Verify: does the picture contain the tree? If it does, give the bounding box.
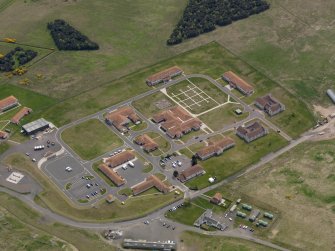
[173,170,179,178]
[191,155,198,166]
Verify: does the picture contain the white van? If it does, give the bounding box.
[128,161,134,167]
[122,164,127,170]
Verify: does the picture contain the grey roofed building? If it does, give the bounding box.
[327,89,335,103]
[123,239,176,250]
[194,209,227,231]
[249,209,260,222]
[22,118,50,135]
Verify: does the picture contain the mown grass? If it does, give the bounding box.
[2,153,183,222]
[62,119,123,160]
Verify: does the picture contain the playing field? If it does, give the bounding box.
[61,119,123,160]
[215,140,335,251]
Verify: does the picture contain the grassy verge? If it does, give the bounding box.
[0,141,10,155]
[179,231,275,251]
[2,153,183,222]
[62,119,123,160]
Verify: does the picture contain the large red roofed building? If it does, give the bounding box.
[152,106,202,139]
[146,66,183,86]
[222,71,254,96]
[0,95,18,112]
[105,151,135,168]
[132,175,170,195]
[105,106,142,133]
[134,134,159,153]
[196,137,235,160]
[177,164,205,183]
[11,107,32,124]
[236,121,268,143]
[99,164,125,187]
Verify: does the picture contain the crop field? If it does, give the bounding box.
[61,119,123,160]
[180,231,275,251]
[184,128,288,189]
[218,140,335,250]
[166,77,228,115]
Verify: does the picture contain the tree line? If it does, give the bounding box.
[0,47,37,72]
[167,0,270,45]
[47,19,99,51]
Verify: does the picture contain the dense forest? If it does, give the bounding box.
[167,0,270,45]
[47,19,99,51]
[0,47,37,72]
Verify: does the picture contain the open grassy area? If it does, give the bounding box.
[179,231,275,251]
[185,128,288,189]
[0,193,116,251]
[2,153,183,222]
[0,142,10,155]
[166,77,228,114]
[166,201,205,226]
[217,140,335,250]
[0,206,72,251]
[199,103,249,131]
[62,119,123,160]
[132,92,176,119]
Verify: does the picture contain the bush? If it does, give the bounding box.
[0,47,37,72]
[47,19,99,51]
[167,0,270,45]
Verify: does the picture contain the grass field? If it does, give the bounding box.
[166,77,228,114]
[132,92,176,118]
[199,103,248,131]
[184,128,288,189]
[180,231,275,251]
[2,153,183,222]
[0,193,116,251]
[62,119,123,160]
[217,140,335,250]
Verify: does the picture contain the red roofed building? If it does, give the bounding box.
[210,192,223,205]
[236,121,268,143]
[196,137,235,160]
[222,71,254,96]
[132,175,170,195]
[0,130,8,139]
[134,134,159,153]
[146,66,183,86]
[99,164,125,187]
[152,106,202,139]
[105,151,135,168]
[105,106,142,132]
[11,107,32,124]
[177,164,205,183]
[255,94,285,116]
[0,95,18,112]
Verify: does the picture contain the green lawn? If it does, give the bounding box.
[0,141,10,155]
[166,77,228,114]
[180,231,276,251]
[132,92,176,119]
[62,119,123,160]
[185,128,288,189]
[2,153,184,223]
[199,103,249,131]
[166,202,205,226]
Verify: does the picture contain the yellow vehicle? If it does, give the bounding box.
[0,53,4,59]
[3,38,16,43]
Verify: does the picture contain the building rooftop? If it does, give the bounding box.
[105,150,135,168]
[223,71,253,93]
[132,175,169,195]
[135,134,159,152]
[147,66,182,83]
[236,121,266,139]
[105,106,141,132]
[11,107,32,124]
[99,164,125,186]
[178,164,204,182]
[0,95,18,111]
[22,118,50,133]
[196,137,235,159]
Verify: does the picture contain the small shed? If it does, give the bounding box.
[106,194,115,203]
[326,89,335,103]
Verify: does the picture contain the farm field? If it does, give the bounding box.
[184,128,288,189]
[61,119,123,160]
[2,153,183,222]
[180,231,275,251]
[166,77,228,115]
[217,140,335,250]
[0,193,116,251]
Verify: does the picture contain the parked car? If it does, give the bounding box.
[25,152,30,156]
[32,158,36,162]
